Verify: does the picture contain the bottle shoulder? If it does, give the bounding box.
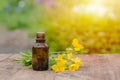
[33,43,48,48]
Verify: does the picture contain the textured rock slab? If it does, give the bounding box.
[0,54,120,80]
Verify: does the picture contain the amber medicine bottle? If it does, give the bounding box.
[32,32,49,71]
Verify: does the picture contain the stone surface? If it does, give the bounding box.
[0,54,120,80]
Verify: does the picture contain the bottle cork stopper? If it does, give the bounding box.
[36,32,45,39]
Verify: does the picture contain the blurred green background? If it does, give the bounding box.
[0,0,120,53]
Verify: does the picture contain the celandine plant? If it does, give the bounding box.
[51,38,84,72]
[51,53,82,72]
[19,38,84,72]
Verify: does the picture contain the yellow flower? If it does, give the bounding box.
[67,53,73,59]
[74,47,81,51]
[57,55,63,60]
[52,64,59,72]
[59,66,65,72]
[52,64,65,72]
[78,44,84,49]
[57,59,67,66]
[72,38,84,51]
[69,57,82,72]
[71,57,82,66]
[68,64,79,71]
[55,54,67,66]
[52,54,67,72]
[52,51,83,72]
[72,38,79,47]
[74,44,84,51]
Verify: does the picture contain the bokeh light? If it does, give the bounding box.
[0,0,120,53]
[71,0,115,18]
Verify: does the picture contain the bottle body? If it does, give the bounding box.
[32,32,49,71]
[32,43,49,71]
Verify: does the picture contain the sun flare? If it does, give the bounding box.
[86,4,106,16]
[72,3,107,17]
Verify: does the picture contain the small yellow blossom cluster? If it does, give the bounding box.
[51,38,84,73]
[52,53,82,72]
[51,55,66,72]
[72,38,84,51]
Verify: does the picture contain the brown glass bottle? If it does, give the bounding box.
[32,32,49,71]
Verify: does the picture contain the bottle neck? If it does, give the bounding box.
[36,38,45,43]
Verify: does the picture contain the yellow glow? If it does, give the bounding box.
[72,1,107,17]
[89,0,105,4]
[86,4,106,17]
[72,5,83,14]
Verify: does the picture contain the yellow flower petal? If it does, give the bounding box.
[71,57,82,66]
[67,53,73,59]
[72,39,84,51]
[52,64,59,72]
[59,66,65,72]
[74,47,81,51]
[52,64,65,72]
[69,64,75,71]
[55,54,64,61]
[57,55,63,60]
[72,39,79,47]
[68,64,79,71]
[57,59,67,66]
